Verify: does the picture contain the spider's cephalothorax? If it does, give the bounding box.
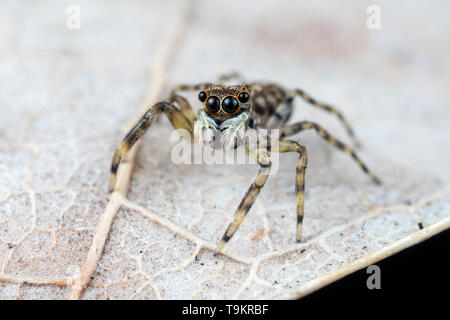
[110,73,381,256]
[194,84,252,149]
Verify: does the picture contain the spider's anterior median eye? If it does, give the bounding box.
[198,91,207,102]
[206,96,220,113]
[222,96,239,113]
[238,92,249,103]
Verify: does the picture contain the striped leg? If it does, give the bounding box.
[215,148,271,255]
[109,101,193,192]
[279,121,381,184]
[281,88,360,146]
[270,140,308,243]
[168,94,195,127]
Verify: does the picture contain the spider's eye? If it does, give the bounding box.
[222,96,239,113]
[198,91,207,102]
[205,96,220,113]
[238,92,249,103]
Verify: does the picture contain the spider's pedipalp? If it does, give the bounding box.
[194,109,218,147]
[219,111,250,149]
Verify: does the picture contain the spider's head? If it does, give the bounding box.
[195,84,252,149]
[197,84,251,123]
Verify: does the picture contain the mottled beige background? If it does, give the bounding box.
[0,0,449,299]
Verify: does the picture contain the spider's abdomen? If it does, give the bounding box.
[250,83,292,128]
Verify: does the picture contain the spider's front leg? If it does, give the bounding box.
[215,147,271,255]
[109,101,193,192]
[168,94,195,126]
[270,139,308,243]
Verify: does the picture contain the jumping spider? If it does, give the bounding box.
[110,73,381,255]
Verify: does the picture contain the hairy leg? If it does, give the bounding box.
[270,140,308,242]
[168,94,195,126]
[215,147,271,255]
[275,88,360,146]
[279,121,381,184]
[109,101,193,192]
[170,82,213,97]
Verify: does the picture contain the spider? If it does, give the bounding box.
[109,73,381,255]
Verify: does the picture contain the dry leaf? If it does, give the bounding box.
[0,1,449,300]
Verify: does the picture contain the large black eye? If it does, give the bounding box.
[206,96,220,113]
[238,92,249,103]
[222,96,239,113]
[198,91,207,102]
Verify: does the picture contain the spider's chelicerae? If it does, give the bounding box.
[110,73,381,255]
